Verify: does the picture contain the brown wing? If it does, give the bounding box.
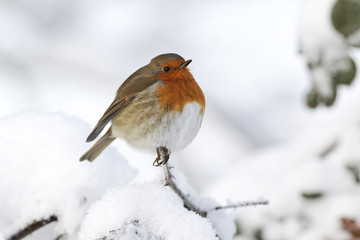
[86,96,135,142]
[86,76,157,142]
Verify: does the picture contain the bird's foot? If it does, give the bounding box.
[153,147,170,167]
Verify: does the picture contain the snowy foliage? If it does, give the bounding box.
[210,104,360,239]
[299,0,359,107]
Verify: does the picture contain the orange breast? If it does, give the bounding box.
[154,68,205,113]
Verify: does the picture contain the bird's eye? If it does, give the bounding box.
[163,66,170,72]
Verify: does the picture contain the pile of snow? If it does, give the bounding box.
[0,112,236,240]
[80,182,219,240]
[0,112,136,238]
[79,165,235,240]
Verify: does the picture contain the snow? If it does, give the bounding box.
[0,112,136,238]
[79,182,218,240]
[208,100,360,239]
[160,168,237,240]
[0,112,235,240]
[299,0,357,107]
[1,0,360,239]
[299,0,344,59]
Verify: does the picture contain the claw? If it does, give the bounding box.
[153,147,170,167]
[153,148,161,166]
[153,158,161,166]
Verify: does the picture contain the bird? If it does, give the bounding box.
[80,53,205,166]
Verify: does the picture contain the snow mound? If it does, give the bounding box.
[0,112,136,238]
[79,182,219,240]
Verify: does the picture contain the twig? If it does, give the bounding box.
[163,163,207,217]
[209,199,269,212]
[319,140,338,158]
[163,163,268,214]
[163,163,268,240]
[54,234,64,240]
[8,215,58,240]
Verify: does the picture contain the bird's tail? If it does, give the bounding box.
[80,128,115,162]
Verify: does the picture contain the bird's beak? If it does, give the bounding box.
[179,59,192,69]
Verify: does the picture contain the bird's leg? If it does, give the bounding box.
[153,147,170,167]
[153,148,161,166]
[163,162,207,217]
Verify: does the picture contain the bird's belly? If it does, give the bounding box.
[111,101,204,152]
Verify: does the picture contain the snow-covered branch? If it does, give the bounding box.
[210,199,269,212]
[8,215,57,240]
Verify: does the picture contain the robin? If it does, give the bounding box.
[80,53,205,166]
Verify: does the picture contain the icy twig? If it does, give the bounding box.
[54,234,64,240]
[163,163,268,216]
[163,163,207,218]
[163,163,269,240]
[163,163,224,240]
[209,199,269,212]
[8,215,58,240]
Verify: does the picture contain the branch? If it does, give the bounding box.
[54,234,64,240]
[209,199,269,212]
[163,163,207,217]
[8,215,58,240]
[163,163,268,216]
[163,163,268,240]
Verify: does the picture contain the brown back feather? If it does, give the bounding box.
[86,75,158,142]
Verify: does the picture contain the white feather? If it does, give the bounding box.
[112,101,204,152]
